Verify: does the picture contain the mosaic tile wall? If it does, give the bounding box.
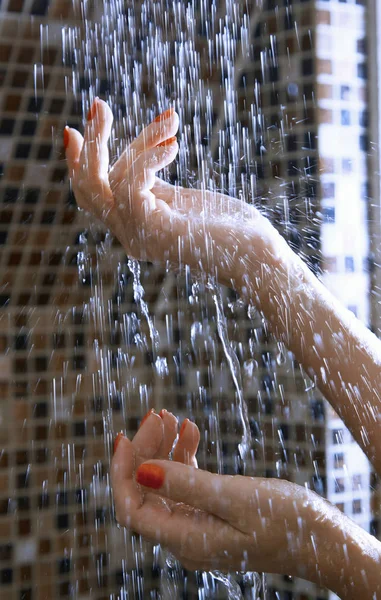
[0,0,376,598]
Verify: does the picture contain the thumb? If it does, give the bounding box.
[135,460,235,521]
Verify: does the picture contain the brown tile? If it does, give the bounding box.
[7,164,26,182]
[13,402,29,421]
[23,22,40,40]
[33,230,50,245]
[54,423,67,440]
[14,313,28,327]
[40,119,60,138]
[50,0,71,19]
[16,46,36,64]
[4,93,22,112]
[0,336,7,353]
[0,44,12,62]
[317,59,332,76]
[33,334,48,351]
[8,0,24,11]
[56,533,72,553]
[0,520,12,538]
[18,518,31,536]
[0,474,9,490]
[38,538,51,555]
[20,564,33,581]
[317,10,330,25]
[37,562,53,579]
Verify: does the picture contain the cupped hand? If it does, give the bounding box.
[65,98,283,285]
[112,412,325,576]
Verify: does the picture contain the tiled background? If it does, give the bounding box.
[0,0,376,599]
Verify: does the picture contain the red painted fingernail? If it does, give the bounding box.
[179,418,189,439]
[136,464,165,489]
[154,108,174,123]
[87,98,98,121]
[139,408,155,428]
[63,127,70,149]
[114,432,124,454]
[156,136,177,148]
[159,409,167,419]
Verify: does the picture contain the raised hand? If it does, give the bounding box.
[64,98,285,285]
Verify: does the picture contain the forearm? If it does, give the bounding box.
[231,224,381,474]
[302,496,381,598]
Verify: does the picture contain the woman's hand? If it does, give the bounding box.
[113,413,381,598]
[64,97,286,286]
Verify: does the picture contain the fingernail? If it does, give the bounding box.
[63,126,70,149]
[156,136,177,148]
[87,97,98,121]
[139,408,155,428]
[154,108,175,122]
[159,409,167,419]
[179,418,189,439]
[136,464,165,489]
[114,432,124,454]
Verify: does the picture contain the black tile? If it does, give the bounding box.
[38,493,49,510]
[17,472,29,489]
[35,356,47,372]
[0,568,13,584]
[56,492,68,506]
[27,97,43,113]
[15,335,28,351]
[24,189,39,204]
[21,121,37,136]
[17,497,30,511]
[35,448,48,464]
[73,422,86,437]
[20,589,32,600]
[36,145,52,160]
[0,544,12,562]
[15,144,31,159]
[58,558,71,574]
[30,0,49,15]
[0,231,8,245]
[0,119,15,135]
[49,98,65,114]
[56,513,69,529]
[34,403,47,418]
[0,295,10,307]
[3,187,19,203]
[40,210,55,224]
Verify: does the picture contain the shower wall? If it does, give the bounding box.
[0,0,378,599]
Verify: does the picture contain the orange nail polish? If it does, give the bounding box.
[156,136,177,148]
[139,408,155,428]
[154,108,175,122]
[159,409,167,419]
[114,432,124,454]
[136,464,165,489]
[179,418,189,439]
[63,127,70,149]
[87,99,97,121]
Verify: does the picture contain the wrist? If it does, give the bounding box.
[303,495,381,598]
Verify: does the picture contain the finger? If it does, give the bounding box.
[172,419,200,467]
[79,97,113,181]
[135,460,237,522]
[72,98,115,217]
[127,140,179,196]
[111,436,142,523]
[110,110,179,183]
[156,410,178,458]
[64,127,83,178]
[131,411,164,460]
